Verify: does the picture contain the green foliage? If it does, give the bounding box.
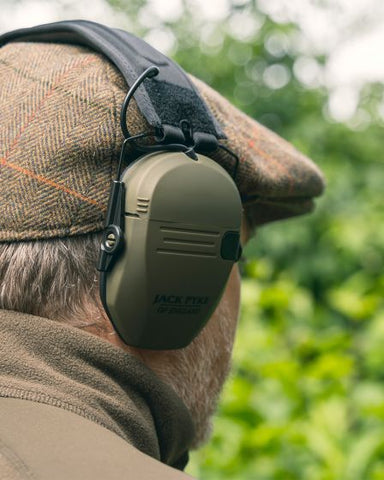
[185,19,384,476]
[109,1,384,477]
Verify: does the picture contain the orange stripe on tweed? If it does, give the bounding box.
[0,157,104,210]
[1,54,104,212]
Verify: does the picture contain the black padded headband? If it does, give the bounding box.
[0,20,224,152]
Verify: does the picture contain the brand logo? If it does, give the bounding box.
[153,294,209,315]
[153,294,209,305]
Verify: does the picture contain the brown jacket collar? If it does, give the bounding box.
[0,309,194,470]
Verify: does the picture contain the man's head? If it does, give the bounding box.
[0,27,324,447]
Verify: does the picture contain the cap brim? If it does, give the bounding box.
[191,76,325,228]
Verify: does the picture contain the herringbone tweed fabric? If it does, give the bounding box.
[0,42,325,241]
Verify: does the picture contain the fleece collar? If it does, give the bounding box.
[0,309,194,470]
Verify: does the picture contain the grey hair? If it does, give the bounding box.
[151,294,235,448]
[0,234,102,326]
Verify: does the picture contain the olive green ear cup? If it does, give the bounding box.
[100,152,242,350]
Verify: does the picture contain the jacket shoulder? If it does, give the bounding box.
[0,397,196,480]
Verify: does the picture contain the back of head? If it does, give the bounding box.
[0,41,127,326]
[0,23,325,447]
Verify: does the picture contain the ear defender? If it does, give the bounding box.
[96,61,243,350]
[2,20,242,350]
[99,151,242,349]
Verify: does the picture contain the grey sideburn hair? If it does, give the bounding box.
[0,234,102,325]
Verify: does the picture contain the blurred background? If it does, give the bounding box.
[1,0,384,478]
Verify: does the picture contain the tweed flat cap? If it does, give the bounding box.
[0,41,324,242]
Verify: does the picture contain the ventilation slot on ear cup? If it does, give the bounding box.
[160,226,220,237]
[157,226,219,258]
[163,238,215,246]
[137,197,150,214]
[156,249,216,258]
